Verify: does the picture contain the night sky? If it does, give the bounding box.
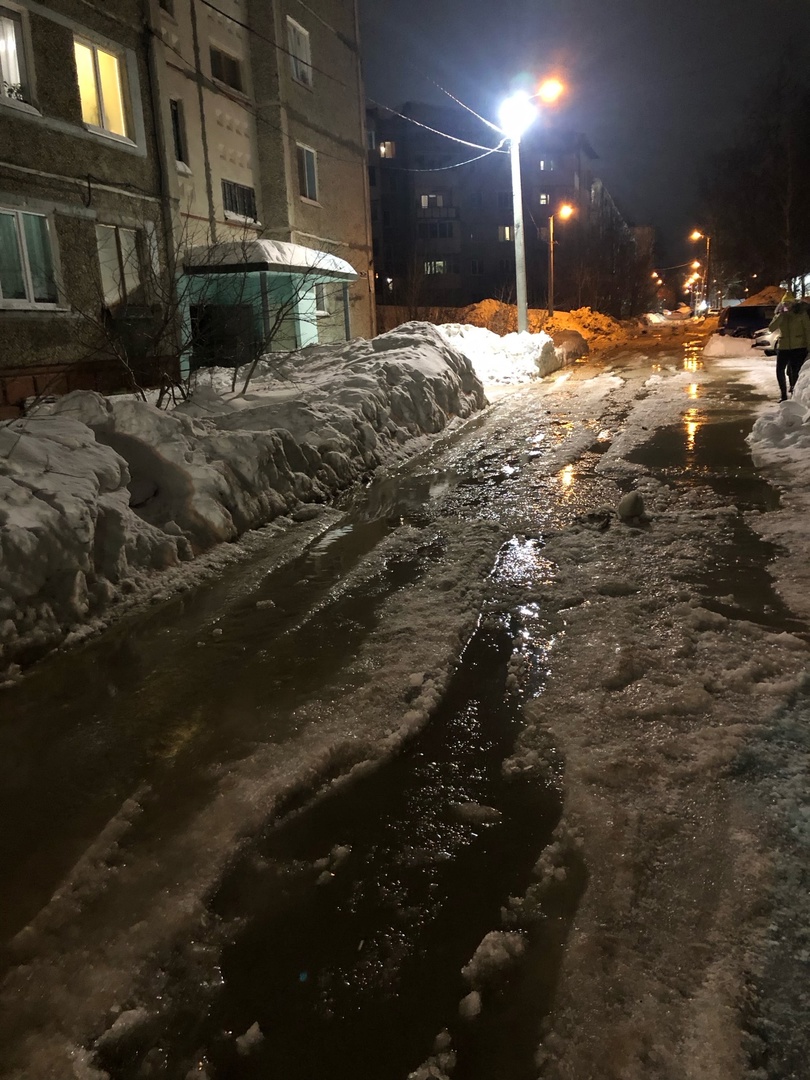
[359,0,810,262]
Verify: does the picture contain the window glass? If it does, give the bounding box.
[74,40,100,127]
[22,213,57,302]
[0,8,27,101]
[222,179,257,220]
[97,47,126,136]
[0,211,25,300]
[95,224,121,305]
[210,47,242,91]
[170,99,186,163]
[118,227,140,301]
[287,18,312,87]
[297,146,317,200]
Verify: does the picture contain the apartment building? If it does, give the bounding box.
[0,0,373,416]
[367,102,648,317]
[0,0,170,415]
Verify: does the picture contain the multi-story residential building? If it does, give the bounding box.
[367,102,648,318]
[0,0,373,416]
[0,0,170,416]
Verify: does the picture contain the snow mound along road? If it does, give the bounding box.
[437,323,559,384]
[0,323,485,676]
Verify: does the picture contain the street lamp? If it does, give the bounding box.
[548,202,574,316]
[498,79,564,333]
[690,229,711,310]
[498,91,537,333]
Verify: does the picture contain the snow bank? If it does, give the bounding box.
[437,323,558,384]
[747,365,810,463]
[0,323,484,675]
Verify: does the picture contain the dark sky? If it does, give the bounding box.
[359,0,810,262]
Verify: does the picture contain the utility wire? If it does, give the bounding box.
[197,0,350,89]
[368,98,506,153]
[380,142,508,173]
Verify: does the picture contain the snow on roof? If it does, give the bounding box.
[184,239,358,280]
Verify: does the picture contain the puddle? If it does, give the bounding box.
[96,615,565,1080]
[627,418,807,634]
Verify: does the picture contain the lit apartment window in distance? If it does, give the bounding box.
[0,208,58,306]
[222,180,257,221]
[0,6,29,103]
[287,18,312,87]
[74,38,128,137]
[498,225,513,242]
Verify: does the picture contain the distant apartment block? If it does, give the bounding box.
[367,102,648,316]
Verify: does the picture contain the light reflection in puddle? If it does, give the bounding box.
[491,537,555,588]
[558,464,575,495]
[687,382,700,400]
[683,407,702,451]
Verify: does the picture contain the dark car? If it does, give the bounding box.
[717,304,775,337]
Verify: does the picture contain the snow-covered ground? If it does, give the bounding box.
[3,322,810,1079]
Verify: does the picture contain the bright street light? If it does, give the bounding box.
[498,81,565,333]
[548,202,574,316]
[689,229,712,309]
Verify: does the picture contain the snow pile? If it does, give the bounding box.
[543,307,623,344]
[703,334,766,359]
[0,323,485,675]
[747,366,810,461]
[437,323,558,384]
[741,285,784,306]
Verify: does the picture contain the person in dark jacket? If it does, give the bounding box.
[768,298,810,400]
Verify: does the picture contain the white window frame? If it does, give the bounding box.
[0,5,32,108]
[73,35,131,141]
[95,223,143,308]
[287,17,312,88]
[222,178,258,223]
[314,282,329,315]
[297,143,318,202]
[0,206,59,309]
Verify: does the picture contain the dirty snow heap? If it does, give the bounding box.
[0,323,484,674]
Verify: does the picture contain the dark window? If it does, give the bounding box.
[170,99,187,163]
[497,191,511,210]
[210,47,243,92]
[471,259,483,275]
[222,179,257,220]
[297,144,318,200]
[367,166,377,187]
[0,207,58,305]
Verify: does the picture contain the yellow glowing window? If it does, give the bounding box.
[74,38,128,137]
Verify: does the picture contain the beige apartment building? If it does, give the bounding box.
[0,0,373,416]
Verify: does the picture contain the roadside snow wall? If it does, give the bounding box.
[0,323,485,674]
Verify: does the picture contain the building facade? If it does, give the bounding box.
[0,0,374,416]
[367,102,649,318]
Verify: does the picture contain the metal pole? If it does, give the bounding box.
[509,136,528,333]
[547,213,555,316]
[704,235,711,309]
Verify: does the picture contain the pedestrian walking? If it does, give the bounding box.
[768,296,810,401]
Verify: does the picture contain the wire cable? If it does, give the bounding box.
[367,98,506,153]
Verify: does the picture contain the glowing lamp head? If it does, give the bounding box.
[538,78,564,104]
[691,260,701,269]
[690,230,704,241]
[498,91,537,139]
[558,203,574,220]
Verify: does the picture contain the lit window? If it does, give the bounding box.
[0,207,58,306]
[287,17,312,87]
[222,179,257,221]
[0,6,28,103]
[424,259,447,275]
[420,194,444,209]
[74,38,128,137]
[379,141,396,158]
[170,98,187,164]
[95,224,142,307]
[297,144,318,201]
[498,225,513,242]
[540,159,554,171]
[210,46,243,92]
[539,193,550,205]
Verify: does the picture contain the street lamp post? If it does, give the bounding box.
[548,203,574,316]
[690,229,711,310]
[498,92,537,333]
[498,81,564,333]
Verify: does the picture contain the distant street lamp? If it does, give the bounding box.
[690,229,711,310]
[498,79,564,333]
[548,202,574,316]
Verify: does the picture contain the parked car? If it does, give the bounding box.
[717,304,775,337]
